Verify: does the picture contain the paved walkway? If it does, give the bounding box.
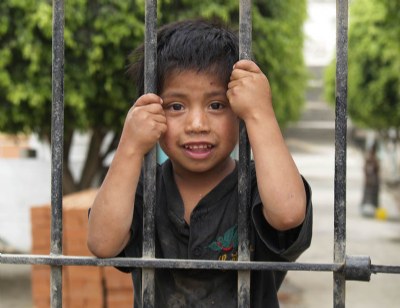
[279,90,400,307]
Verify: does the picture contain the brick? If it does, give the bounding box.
[65,266,102,300]
[106,289,134,308]
[30,189,122,308]
[63,297,103,308]
[31,207,51,228]
[103,267,132,290]
[31,265,69,307]
[66,266,101,282]
[63,189,98,210]
[64,208,90,228]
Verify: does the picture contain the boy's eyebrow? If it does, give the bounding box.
[161,90,227,100]
[160,91,187,99]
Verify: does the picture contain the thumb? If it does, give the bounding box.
[233,59,261,73]
[134,93,163,106]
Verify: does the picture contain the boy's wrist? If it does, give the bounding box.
[115,139,147,163]
[241,107,276,125]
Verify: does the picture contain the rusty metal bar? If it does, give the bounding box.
[334,0,349,307]
[50,0,65,307]
[142,0,157,307]
[344,255,371,282]
[238,0,252,307]
[0,254,341,272]
[371,264,400,275]
[2,253,400,275]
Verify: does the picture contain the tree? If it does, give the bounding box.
[0,0,307,194]
[324,0,400,133]
[0,0,144,193]
[324,0,400,206]
[325,0,400,177]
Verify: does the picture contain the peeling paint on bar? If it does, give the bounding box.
[1,253,400,275]
[238,0,252,307]
[51,0,65,307]
[0,254,341,271]
[334,0,349,307]
[142,1,157,307]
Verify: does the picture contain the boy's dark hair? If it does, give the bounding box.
[128,19,239,96]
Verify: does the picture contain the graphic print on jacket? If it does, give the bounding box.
[208,225,238,261]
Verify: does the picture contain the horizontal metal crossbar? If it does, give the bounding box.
[0,253,342,271]
[1,253,399,276]
[371,265,400,275]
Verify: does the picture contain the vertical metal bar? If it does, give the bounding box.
[142,1,157,307]
[334,0,348,307]
[238,1,252,307]
[50,0,65,307]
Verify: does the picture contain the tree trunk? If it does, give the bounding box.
[78,129,107,190]
[63,129,78,195]
[58,129,118,195]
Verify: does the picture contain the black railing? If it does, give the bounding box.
[238,0,252,306]
[50,0,65,307]
[333,0,349,307]
[142,1,158,307]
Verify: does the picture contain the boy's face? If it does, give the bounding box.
[159,69,239,176]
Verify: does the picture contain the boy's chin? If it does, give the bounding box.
[171,157,235,175]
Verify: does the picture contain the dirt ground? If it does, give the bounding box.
[0,264,32,308]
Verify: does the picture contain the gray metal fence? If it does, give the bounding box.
[1,0,400,307]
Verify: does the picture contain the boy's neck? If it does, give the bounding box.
[172,157,236,188]
[171,158,236,224]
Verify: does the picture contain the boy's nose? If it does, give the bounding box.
[185,110,210,134]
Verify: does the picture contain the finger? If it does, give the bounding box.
[138,102,166,115]
[150,121,168,139]
[151,113,167,125]
[134,93,163,107]
[233,59,261,73]
[228,76,251,89]
[230,68,252,81]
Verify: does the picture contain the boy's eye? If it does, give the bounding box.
[209,102,224,110]
[167,103,184,111]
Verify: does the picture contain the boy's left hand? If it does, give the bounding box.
[227,60,273,121]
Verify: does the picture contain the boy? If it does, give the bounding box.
[87,19,312,307]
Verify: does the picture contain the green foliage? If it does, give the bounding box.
[0,0,306,137]
[0,0,144,137]
[324,0,400,130]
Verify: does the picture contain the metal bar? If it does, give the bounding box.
[344,255,371,282]
[142,1,157,307]
[334,0,349,307]
[238,1,252,307]
[2,253,400,275]
[371,265,400,275]
[0,254,342,272]
[3,253,400,274]
[50,0,65,307]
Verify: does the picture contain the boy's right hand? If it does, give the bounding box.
[119,93,167,157]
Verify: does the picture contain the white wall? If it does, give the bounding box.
[0,133,90,252]
[0,158,51,251]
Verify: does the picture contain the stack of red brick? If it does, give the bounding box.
[31,189,133,307]
[0,133,31,158]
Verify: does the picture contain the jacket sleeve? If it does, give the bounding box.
[251,170,313,261]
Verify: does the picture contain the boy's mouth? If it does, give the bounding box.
[183,143,213,151]
[182,143,214,159]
